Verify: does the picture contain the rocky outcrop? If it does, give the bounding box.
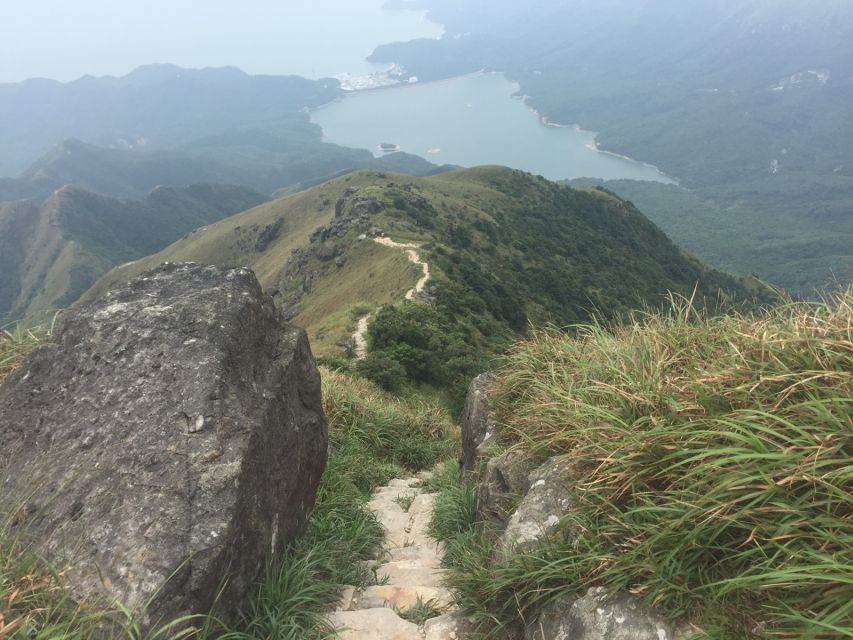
[525,588,690,640]
[0,263,328,628]
[497,456,575,558]
[460,373,497,472]
[476,450,544,529]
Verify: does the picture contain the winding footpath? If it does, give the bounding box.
[330,473,466,639]
[353,238,431,360]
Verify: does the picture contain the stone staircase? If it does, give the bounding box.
[330,475,466,639]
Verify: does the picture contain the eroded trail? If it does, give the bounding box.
[352,237,430,360]
[330,473,465,639]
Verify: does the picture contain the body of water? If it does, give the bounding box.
[312,73,675,183]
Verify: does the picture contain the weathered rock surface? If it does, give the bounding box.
[525,588,690,640]
[460,373,497,472]
[498,456,575,558]
[476,450,544,529]
[0,263,328,627]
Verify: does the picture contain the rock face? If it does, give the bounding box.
[525,588,689,640]
[476,450,544,529]
[0,263,328,628]
[497,455,576,558]
[460,373,497,472]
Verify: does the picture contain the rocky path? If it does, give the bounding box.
[330,474,465,639]
[352,237,431,360]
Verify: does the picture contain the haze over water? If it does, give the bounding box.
[0,0,441,82]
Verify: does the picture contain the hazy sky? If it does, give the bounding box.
[0,0,442,83]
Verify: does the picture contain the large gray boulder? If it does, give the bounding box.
[525,588,691,640]
[0,263,328,628]
[460,373,497,472]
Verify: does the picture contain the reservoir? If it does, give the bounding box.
[312,73,675,183]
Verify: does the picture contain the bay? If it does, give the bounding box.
[312,73,675,183]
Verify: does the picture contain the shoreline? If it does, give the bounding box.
[312,69,679,184]
[508,81,680,185]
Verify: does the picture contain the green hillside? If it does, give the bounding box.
[0,183,267,323]
[86,167,767,401]
[372,0,853,296]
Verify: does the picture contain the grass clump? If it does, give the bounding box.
[394,596,444,625]
[0,321,52,385]
[474,292,853,638]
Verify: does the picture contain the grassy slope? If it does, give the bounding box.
[86,167,764,366]
[431,293,853,639]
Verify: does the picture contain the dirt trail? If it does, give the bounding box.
[352,238,430,360]
[373,238,431,301]
[330,472,466,639]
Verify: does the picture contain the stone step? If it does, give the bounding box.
[330,608,421,640]
[359,584,453,610]
[387,477,422,489]
[377,559,447,588]
[387,544,444,565]
[424,613,467,640]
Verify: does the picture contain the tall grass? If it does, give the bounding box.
[479,292,853,638]
[0,320,53,385]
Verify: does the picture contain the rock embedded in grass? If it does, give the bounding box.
[460,372,497,472]
[496,455,576,560]
[525,587,692,640]
[0,262,328,630]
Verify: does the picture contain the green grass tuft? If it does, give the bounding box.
[0,320,53,385]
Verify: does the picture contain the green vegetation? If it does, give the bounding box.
[358,302,487,403]
[93,167,767,410]
[0,321,51,384]
[372,1,853,296]
[0,366,457,638]
[394,596,444,626]
[432,292,853,638]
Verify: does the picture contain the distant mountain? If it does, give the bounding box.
[372,0,853,295]
[0,137,450,202]
[0,64,336,177]
[0,65,453,200]
[86,166,766,372]
[0,183,267,323]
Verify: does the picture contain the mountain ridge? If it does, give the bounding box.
[84,166,768,399]
[0,182,268,323]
